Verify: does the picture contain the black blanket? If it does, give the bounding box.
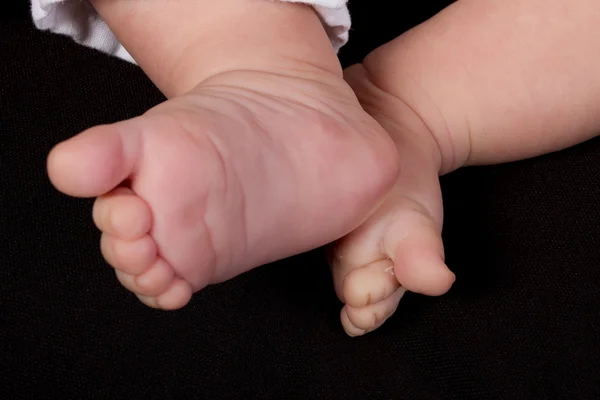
[2,1,599,398]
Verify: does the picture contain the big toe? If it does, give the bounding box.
[47,120,142,197]
[384,204,455,297]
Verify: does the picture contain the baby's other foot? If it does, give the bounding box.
[47,69,399,309]
[331,65,456,336]
[331,184,455,336]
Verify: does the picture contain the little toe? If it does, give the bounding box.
[93,188,152,240]
[115,269,143,294]
[341,287,406,337]
[342,259,402,308]
[101,233,157,275]
[137,278,193,310]
[136,294,159,309]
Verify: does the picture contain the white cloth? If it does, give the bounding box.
[30,0,350,64]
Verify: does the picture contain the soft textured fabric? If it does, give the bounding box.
[3,1,600,399]
[30,0,350,63]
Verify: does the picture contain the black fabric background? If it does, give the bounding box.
[2,1,600,399]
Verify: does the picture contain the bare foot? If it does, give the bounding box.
[47,69,399,309]
[331,65,456,336]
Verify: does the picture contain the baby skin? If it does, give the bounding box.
[333,0,600,335]
[47,0,600,334]
[47,0,402,309]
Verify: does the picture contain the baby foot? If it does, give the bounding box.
[330,65,456,336]
[47,69,399,309]
[331,183,455,336]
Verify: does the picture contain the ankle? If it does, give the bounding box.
[91,0,341,97]
[344,63,446,175]
[359,45,470,175]
[169,2,342,97]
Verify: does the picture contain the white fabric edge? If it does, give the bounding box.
[30,0,350,63]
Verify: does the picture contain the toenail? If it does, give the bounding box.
[384,266,394,275]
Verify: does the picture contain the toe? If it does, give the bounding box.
[115,258,174,297]
[329,221,390,303]
[340,309,367,337]
[47,120,142,197]
[115,270,142,294]
[134,259,175,295]
[101,233,157,275]
[342,259,401,308]
[156,279,193,310]
[384,207,455,296]
[341,287,406,337]
[93,189,152,240]
[137,278,193,310]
